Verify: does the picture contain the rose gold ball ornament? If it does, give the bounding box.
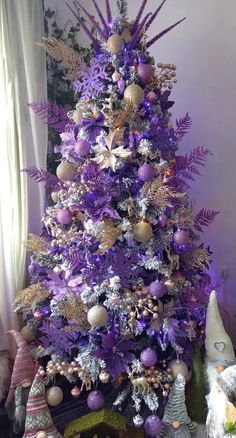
[147,91,157,103]
[99,370,110,383]
[133,221,153,243]
[87,305,108,328]
[36,432,47,438]
[56,162,77,181]
[46,386,63,406]
[124,84,144,106]
[20,325,36,342]
[72,107,84,125]
[107,34,124,55]
[71,386,81,398]
[168,359,188,379]
[172,420,181,430]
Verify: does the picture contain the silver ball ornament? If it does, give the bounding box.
[124,84,144,106]
[168,359,188,379]
[46,386,63,406]
[56,162,77,181]
[87,305,108,327]
[133,414,144,427]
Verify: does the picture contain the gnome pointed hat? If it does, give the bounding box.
[5,330,36,406]
[205,290,235,362]
[23,367,63,438]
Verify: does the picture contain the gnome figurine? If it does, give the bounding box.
[205,290,235,388]
[23,367,63,438]
[0,314,10,403]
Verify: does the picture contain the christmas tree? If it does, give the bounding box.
[15,0,219,435]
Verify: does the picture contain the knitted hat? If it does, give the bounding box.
[23,367,63,438]
[205,291,235,362]
[5,330,36,406]
[217,364,236,402]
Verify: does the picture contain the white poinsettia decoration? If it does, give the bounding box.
[93,128,131,171]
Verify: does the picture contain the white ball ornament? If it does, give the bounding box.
[46,386,63,406]
[20,325,36,342]
[168,359,188,380]
[107,34,124,54]
[56,162,77,181]
[133,221,153,243]
[87,305,108,328]
[124,84,144,106]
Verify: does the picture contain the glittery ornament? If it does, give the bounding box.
[147,91,157,103]
[133,221,153,242]
[71,386,81,398]
[56,162,77,181]
[173,229,189,246]
[159,213,168,227]
[138,163,156,182]
[140,348,157,367]
[56,208,72,225]
[99,370,110,383]
[74,139,91,157]
[149,280,166,298]
[87,390,105,411]
[87,305,108,327]
[124,84,144,106]
[46,386,63,406]
[107,35,124,54]
[168,359,188,379]
[72,107,84,124]
[33,310,42,321]
[137,64,153,85]
[20,325,36,342]
[144,415,163,436]
[133,414,144,427]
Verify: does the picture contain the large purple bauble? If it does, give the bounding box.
[137,64,153,85]
[144,415,163,437]
[138,164,156,182]
[159,213,167,227]
[174,229,189,246]
[140,348,157,367]
[74,139,91,157]
[87,390,105,411]
[149,281,166,298]
[56,208,72,225]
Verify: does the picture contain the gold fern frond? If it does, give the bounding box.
[14,284,49,311]
[25,233,48,254]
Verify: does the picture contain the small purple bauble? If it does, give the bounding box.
[159,213,167,227]
[87,390,105,411]
[74,139,91,157]
[140,348,157,367]
[138,164,156,182]
[137,64,153,85]
[174,229,189,246]
[149,281,166,298]
[144,415,163,437]
[56,208,72,225]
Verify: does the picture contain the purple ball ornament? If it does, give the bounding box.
[138,164,156,182]
[74,139,91,157]
[87,390,105,411]
[137,64,153,85]
[174,229,189,246]
[159,213,168,227]
[149,281,166,299]
[140,348,157,367]
[56,208,73,225]
[144,415,163,437]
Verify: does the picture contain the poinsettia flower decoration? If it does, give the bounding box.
[93,129,132,171]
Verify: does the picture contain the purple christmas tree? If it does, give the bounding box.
[16,0,219,434]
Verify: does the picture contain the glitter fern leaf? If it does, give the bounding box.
[194,208,219,232]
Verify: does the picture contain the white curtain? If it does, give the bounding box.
[0,0,47,348]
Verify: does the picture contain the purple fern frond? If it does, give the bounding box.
[194,208,220,232]
[91,0,110,36]
[22,167,62,190]
[28,100,71,133]
[147,17,186,48]
[66,251,84,272]
[66,2,100,49]
[145,0,167,31]
[175,113,192,142]
[174,146,211,183]
[105,0,112,24]
[75,1,106,39]
[132,0,148,34]
[131,13,152,46]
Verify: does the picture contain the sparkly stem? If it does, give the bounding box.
[132,0,148,34]
[91,0,110,36]
[66,2,100,50]
[147,18,186,48]
[145,0,167,32]
[75,0,106,39]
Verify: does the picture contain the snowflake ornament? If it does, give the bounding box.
[74,58,107,99]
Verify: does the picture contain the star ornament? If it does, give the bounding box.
[93,129,131,171]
